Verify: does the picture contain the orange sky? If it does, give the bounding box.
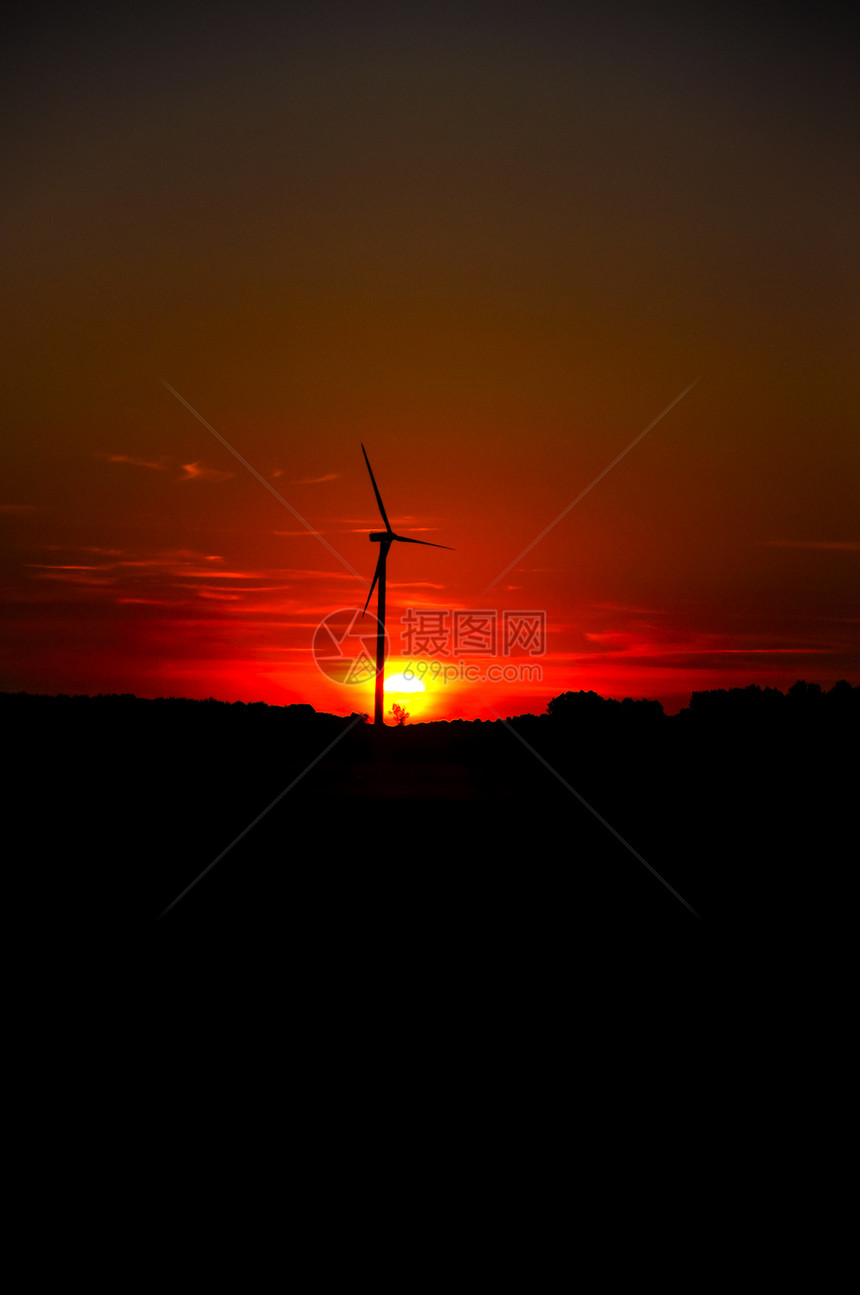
[2,3,857,719]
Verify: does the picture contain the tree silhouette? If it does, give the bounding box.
[389,702,409,726]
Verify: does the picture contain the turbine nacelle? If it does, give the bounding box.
[369,531,390,543]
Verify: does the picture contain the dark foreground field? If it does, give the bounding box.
[6,683,855,991]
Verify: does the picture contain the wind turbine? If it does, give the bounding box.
[360,444,453,726]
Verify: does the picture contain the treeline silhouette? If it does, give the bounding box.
[4,679,854,952]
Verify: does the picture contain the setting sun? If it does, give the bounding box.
[383,672,426,694]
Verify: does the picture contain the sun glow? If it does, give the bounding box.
[383,671,426,694]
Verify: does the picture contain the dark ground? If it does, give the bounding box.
[6,683,854,1001]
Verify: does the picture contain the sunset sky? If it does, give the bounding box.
[2,2,857,720]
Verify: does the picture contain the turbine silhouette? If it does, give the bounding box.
[360,444,452,726]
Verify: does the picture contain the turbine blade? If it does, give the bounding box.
[361,444,393,533]
[362,548,385,615]
[392,534,454,550]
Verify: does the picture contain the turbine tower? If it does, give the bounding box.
[361,444,452,726]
